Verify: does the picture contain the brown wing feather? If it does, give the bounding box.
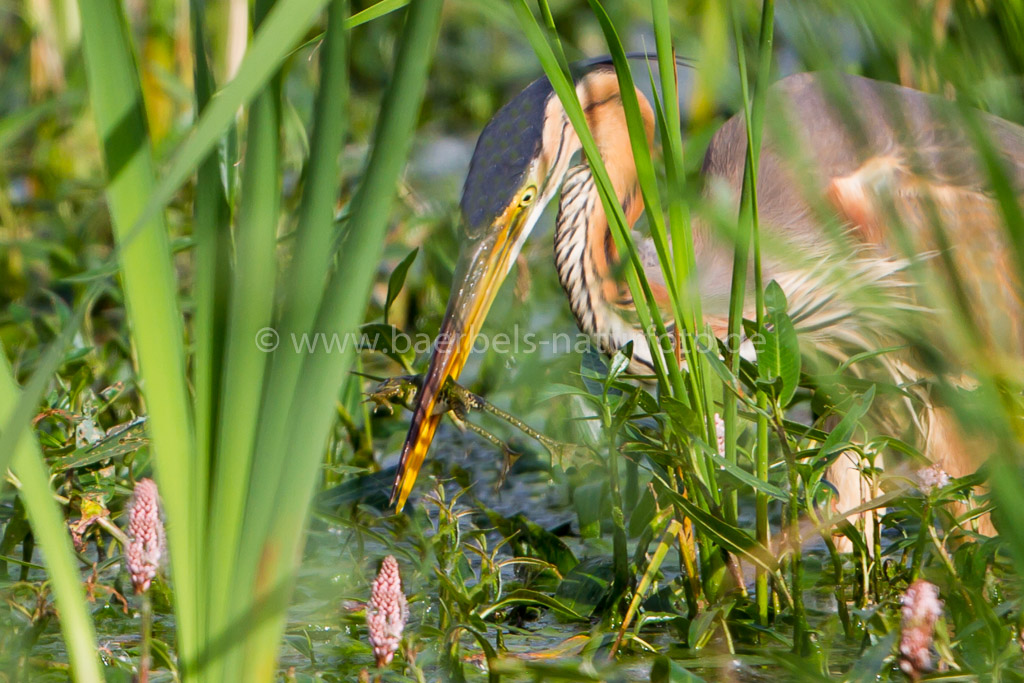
[700,72,1024,359]
[699,72,1024,541]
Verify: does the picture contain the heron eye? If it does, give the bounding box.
[519,186,537,207]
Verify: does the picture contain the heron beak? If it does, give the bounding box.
[391,204,527,511]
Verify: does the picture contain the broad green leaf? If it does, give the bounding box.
[555,557,615,618]
[573,472,607,539]
[764,279,788,313]
[610,382,643,432]
[844,633,897,683]
[706,452,788,501]
[833,519,869,557]
[696,333,740,393]
[606,340,634,387]
[580,347,608,397]
[811,489,903,543]
[655,484,779,574]
[53,418,149,471]
[479,508,578,575]
[360,323,417,371]
[661,395,702,434]
[628,487,658,537]
[755,281,801,406]
[818,385,876,460]
[688,603,726,649]
[385,247,419,324]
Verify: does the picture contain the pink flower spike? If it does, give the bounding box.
[125,479,166,594]
[367,555,408,668]
[899,579,943,680]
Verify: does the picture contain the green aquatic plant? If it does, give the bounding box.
[2,0,1024,680]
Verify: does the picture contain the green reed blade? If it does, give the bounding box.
[202,4,284,680]
[649,0,713,432]
[347,0,408,27]
[78,0,203,671]
[288,0,419,58]
[0,353,103,683]
[589,2,728,505]
[189,0,232,507]
[189,2,233,664]
[221,2,443,678]
[513,0,677,398]
[251,0,351,510]
[587,0,694,404]
[204,1,349,677]
[727,0,775,631]
[118,0,335,256]
[586,0,683,325]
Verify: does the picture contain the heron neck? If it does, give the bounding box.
[554,165,657,372]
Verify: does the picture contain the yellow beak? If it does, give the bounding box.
[391,204,525,511]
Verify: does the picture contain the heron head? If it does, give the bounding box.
[391,65,649,511]
[390,74,578,510]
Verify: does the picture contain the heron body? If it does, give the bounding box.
[392,63,1024,535]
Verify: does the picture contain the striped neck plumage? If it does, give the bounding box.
[554,164,658,373]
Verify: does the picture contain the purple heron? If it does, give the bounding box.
[391,65,1024,537]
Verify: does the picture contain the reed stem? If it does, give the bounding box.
[604,403,630,606]
[729,0,776,629]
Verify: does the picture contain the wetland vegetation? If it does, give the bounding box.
[2,0,1024,681]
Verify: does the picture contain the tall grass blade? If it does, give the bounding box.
[205,1,349,678]
[78,0,203,670]
[189,3,233,666]
[347,0,408,27]
[188,0,232,515]
[585,0,693,404]
[228,2,444,677]
[726,0,775,630]
[202,0,284,677]
[512,0,678,397]
[123,0,335,252]
[251,0,352,491]
[650,0,713,437]
[0,356,103,683]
